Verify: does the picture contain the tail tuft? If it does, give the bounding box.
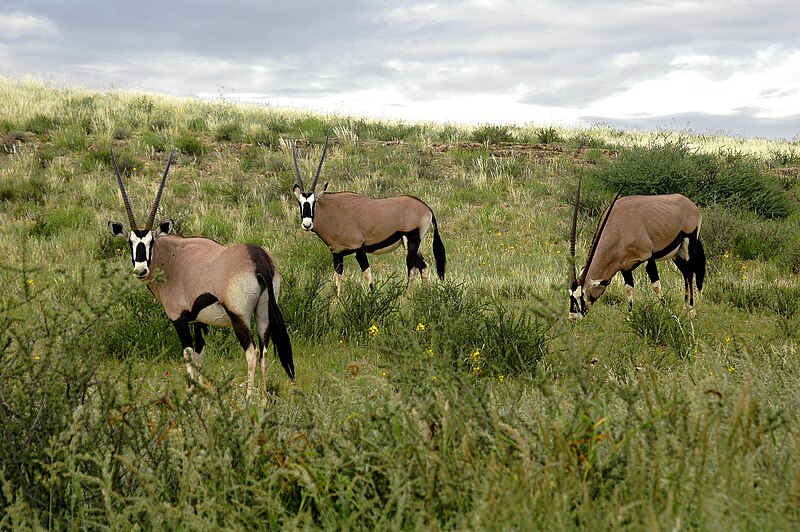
[431,213,446,280]
[694,238,706,293]
[266,279,294,380]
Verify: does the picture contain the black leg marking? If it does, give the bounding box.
[414,252,427,272]
[355,247,370,273]
[621,269,635,311]
[332,252,345,275]
[193,323,208,353]
[172,318,193,349]
[645,259,659,284]
[674,256,694,307]
[405,231,422,284]
[229,313,255,351]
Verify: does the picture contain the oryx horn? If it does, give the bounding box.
[309,129,330,192]
[569,170,582,284]
[144,151,174,230]
[579,188,622,285]
[291,141,305,192]
[111,147,138,230]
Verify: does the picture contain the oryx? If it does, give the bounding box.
[290,133,446,294]
[107,149,294,398]
[568,176,706,318]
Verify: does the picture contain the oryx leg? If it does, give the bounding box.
[173,318,198,387]
[332,252,345,296]
[355,247,373,290]
[192,323,208,386]
[414,252,430,281]
[674,254,696,317]
[404,231,422,287]
[621,269,635,311]
[645,259,662,298]
[230,312,258,400]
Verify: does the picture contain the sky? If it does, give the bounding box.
[1,1,799,139]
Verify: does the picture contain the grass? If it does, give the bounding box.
[1,75,800,529]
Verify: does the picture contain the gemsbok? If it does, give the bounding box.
[290,133,446,295]
[107,149,294,398]
[568,176,706,319]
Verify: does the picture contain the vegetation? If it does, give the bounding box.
[2,75,800,529]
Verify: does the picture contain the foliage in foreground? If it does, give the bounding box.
[2,264,799,529]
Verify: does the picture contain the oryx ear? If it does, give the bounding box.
[108,221,128,239]
[293,184,302,201]
[155,220,174,237]
[316,182,329,198]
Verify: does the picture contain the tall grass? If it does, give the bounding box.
[1,75,800,528]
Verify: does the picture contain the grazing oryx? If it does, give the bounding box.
[291,134,446,294]
[107,149,294,398]
[568,177,706,319]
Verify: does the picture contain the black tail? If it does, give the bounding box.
[694,238,706,293]
[266,279,294,380]
[431,213,446,280]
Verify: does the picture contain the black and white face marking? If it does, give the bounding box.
[108,220,172,281]
[569,281,587,319]
[128,229,156,279]
[297,192,316,231]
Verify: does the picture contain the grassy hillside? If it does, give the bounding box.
[2,75,800,529]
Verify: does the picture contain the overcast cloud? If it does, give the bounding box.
[1,1,798,139]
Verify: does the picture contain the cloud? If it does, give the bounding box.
[1,1,798,138]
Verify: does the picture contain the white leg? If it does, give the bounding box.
[193,347,205,386]
[245,344,258,400]
[183,347,196,388]
[626,284,634,308]
[362,266,373,286]
[333,271,342,296]
[651,280,662,297]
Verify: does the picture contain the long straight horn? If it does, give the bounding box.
[291,141,305,191]
[145,150,174,230]
[310,129,330,192]
[111,147,138,229]
[569,170,583,284]
[579,188,622,285]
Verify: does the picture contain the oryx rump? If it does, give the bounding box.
[291,133,446,294]
[569,179,705,318]
[107,149,294,398]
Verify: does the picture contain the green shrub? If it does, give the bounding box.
[470,124,514,144]
[592,138,797,219]
[24,114,60,135]
[535,126,563,145]
[214,122,244,143]
[0,175,47,204]
[175,132,205,157]
[629,298,696,360]
[140,130,168,152]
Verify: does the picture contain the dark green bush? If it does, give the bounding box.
[470,124,514,145]
[592,138,797,219]
[175,133,205,157]
[214,122,243,143]
[535,126,563,145]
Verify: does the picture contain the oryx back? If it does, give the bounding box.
[313,193,434,253]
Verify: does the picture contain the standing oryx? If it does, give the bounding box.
[568,176,706,318]
[290,133,446,294]
[107,148,294,398]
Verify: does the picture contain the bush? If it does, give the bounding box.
[471,124,514,144]
[592,138,797,219]
[175,133,205,157]
[214,122,243,143]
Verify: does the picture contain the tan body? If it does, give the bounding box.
[108,147,293,400]
[570,193,705,318]
[312,193,435,253]
[291,134,446,294]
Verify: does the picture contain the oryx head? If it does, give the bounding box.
[569,173,620,319]
[291,131,330,231]
[108,148,174,280]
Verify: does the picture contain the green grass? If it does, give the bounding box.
[1,75,800,529]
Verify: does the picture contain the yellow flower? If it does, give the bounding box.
[728,366,735,373]
[725,337,731,343]
[431,375,438,381]
[415,322,426,332]
[368,324,379,337]
[472,366,483,375]
[26,279,34,287]
[380,371,388,378]
[497,374,505,383]
[33,355,40,361]
[470,349,481,360]
[426,348,434,357]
